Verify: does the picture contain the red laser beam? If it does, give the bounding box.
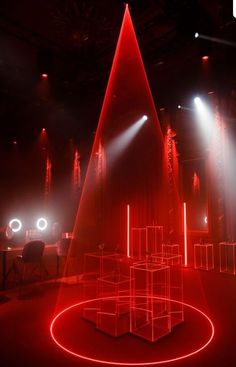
[67,3,167,259]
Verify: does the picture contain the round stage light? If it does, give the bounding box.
[142,115,148,121]
[9,218,22,233]
[36,217,48,231]
[177,105,181,109]
[195,32,199,38]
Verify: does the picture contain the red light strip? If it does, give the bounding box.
[50,295,215,366]
[183,202,188,267]
[127,204,130,258]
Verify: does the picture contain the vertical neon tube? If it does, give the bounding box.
[127,204,130,258]
[183,202,188,267]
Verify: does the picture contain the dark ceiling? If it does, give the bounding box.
[0,0,235,158]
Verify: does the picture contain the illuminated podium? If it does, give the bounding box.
[131,226,163,260]
[219,242,236,275]
[131,227,146,259]
[82,251,118,322]
[146,226,163,254]
[151,253,183,327]
[162,243,180,256]
[96,274,130,336]
[130,262,171,342]
[194,243,214,271]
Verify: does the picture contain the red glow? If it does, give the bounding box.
[127,204,130,257]
[192,171,200,193]
[163,126,182,240]
[41,73,48,79]
[38,127,49,150]
[96,140,106,182]
[202,56,209,61]
[72,148,81,192]
[183,202,188,267]
[45,156,52,201]
[50,295,215,366]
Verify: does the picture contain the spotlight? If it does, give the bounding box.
[9,218,22,233]
[202,55,209,61]
[36,217,48,231]
[41,73,48,79]
[178,105,181,109]
[195,32,199,38]
[204,216,208,224]
[194,96,201,105]
[142,115,148,121]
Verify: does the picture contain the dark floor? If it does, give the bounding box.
[0,268,235,367]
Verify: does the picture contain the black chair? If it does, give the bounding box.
[9,240,47,285]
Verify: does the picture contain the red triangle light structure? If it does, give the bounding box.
[69,5,171,260]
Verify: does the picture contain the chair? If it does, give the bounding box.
[10,240,47,285]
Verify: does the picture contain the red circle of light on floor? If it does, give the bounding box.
[50,296,215,366]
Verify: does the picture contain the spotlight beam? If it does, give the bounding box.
[194,96,214,140]
[178,105,194,112]
[195,33,236,48]
[106,115,148,164]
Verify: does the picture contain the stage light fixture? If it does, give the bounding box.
[36,217,48,231]
[204,216,208,224]
[41,73,48,79]
[9,218,22,233]
[142,114,148,121]
[178,105,181,109]
[193,33,236,47]
[202,55,209,61]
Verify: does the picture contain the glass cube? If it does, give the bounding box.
[194,243,214,271]
[130,262,171,342]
